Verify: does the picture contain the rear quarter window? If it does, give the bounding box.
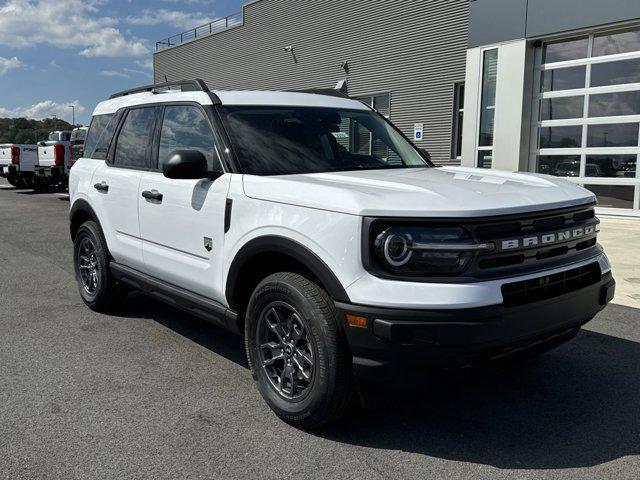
[84,114,116,160]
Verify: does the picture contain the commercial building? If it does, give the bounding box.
[154,0,640,216]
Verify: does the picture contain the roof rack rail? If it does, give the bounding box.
[288,88,350,99]
[109,79,210,100]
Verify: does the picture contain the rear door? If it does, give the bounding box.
[138,104,230,301]
[89,106,160,272]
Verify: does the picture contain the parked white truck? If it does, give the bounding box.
[0,143,39,188]
[35,131,72,190]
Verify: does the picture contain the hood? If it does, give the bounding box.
[242,167,596,217]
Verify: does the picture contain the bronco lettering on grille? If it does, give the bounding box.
[499,224,598,251]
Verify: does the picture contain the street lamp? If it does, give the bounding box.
[68,105,75,126]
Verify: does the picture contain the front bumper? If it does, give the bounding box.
[336,268,614,387]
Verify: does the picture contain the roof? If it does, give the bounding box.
[92,89,370,116]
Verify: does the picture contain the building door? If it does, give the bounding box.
[530,27,640,216]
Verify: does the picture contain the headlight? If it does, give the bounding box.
[371,225,494,277]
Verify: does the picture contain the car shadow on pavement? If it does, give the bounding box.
[320,322,640,469]
[115,294,639,470]
[115,292,249,368]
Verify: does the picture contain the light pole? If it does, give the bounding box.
[68,105,75,127]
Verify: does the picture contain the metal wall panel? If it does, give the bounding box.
[154,0,470,166]
[526,0,640,38]
[468,0,527,48]
[469,0,640,47]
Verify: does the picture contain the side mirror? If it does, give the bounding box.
[162,150,222,180]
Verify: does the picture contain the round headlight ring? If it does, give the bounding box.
[383,232,413,267]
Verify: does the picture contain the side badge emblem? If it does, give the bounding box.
[204,237,213,252]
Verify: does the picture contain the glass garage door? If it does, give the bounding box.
[531,27,640,215]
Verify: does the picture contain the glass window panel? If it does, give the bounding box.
[587,123,639,147]
[541,66,586,92]
[593,28,640,57]
[543,37,589,64]
[114,108,157,169]
[452,83,464,158]
[373,94,390,117]
[539,126,582,148]
[589,91,640,117]
[537,155,581,176]
[541,96,584,120]
[591,58,640,87]
[477,150,493,169]
[158,106,216,171]
[586,155,637,178]
[479,49,498,147]
[583,184,635,209]
[84,113,114,160]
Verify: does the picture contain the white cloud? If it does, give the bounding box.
[0,56,23,75]
[160,0,217,4]
[99,69,129,78]
[136,58,154,71]
[0,100,85,120]
[99,67,152,79]
[125,8,214,30]
[0,0,148,57]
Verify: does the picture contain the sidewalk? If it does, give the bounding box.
[599,216,640,309]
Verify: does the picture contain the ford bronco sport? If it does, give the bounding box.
[69,80,615,428]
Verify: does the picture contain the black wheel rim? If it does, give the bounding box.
[257,301,315,401]
[78,237,99,295]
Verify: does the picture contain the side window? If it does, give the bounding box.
[114,107,157,169]
[84,114,115,160]
[158,105,217,170]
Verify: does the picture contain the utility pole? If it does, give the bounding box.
[68,105,75,127]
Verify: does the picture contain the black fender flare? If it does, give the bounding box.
[69,199,101,240]
[225,236,351,309]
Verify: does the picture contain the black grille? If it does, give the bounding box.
[501,262,601,307]
[464,204,599,278]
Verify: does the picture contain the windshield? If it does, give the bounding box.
[217,106,432,175]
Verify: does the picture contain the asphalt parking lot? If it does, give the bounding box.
[1,178,639,480]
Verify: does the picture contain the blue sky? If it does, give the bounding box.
[0,0,246,125]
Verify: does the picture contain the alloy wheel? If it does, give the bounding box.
[78,237,99,295]
[257,301,315,400]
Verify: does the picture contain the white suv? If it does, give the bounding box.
[69,80,615,428]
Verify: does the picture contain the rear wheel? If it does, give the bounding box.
[245,272,355,429]
[10,176,26,188]
[73,221,126,312]
[32,178,51,192]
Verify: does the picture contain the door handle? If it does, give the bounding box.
[142,189,163,202]
[94,182,109,193]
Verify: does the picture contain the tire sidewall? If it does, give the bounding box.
[246,277,340,422]
[73,221,111,309]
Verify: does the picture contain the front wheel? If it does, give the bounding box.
[245,272,355,429]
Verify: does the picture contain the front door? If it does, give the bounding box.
[138,104,230,302]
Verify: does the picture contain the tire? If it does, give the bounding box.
[23,176,35,188]
[6,175,18,187]
[73,220,126,312]
[245,272,355,429]
[14,177,26,189]
[32,179,51,192]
